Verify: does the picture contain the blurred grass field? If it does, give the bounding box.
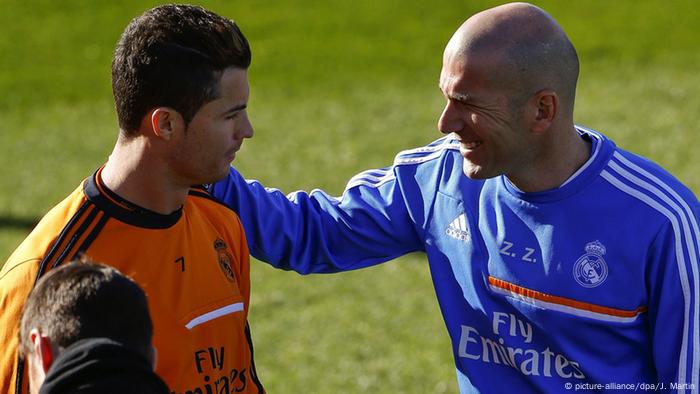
[1,1,699,393]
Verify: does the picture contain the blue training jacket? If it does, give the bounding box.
[209,126,700,393]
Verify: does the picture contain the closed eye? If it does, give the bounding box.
[223,103,247,119]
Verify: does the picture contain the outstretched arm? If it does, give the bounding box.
[209,165,424,274]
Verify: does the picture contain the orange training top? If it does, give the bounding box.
[0,169,264,393]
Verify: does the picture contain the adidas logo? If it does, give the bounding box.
[446,213,470,243]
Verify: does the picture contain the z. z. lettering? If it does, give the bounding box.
[499,241,537,263]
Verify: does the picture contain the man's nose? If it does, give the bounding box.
[437,101,463,135]
[237,113,254,139]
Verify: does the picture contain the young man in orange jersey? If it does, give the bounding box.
[0,4,263,393]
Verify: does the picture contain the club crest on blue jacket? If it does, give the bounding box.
[573,240,608,288]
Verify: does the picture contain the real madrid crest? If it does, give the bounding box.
[214,238,236,283]
[573,241,608,288]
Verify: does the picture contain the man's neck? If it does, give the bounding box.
[507,125,591,193]
[101,136,189,215]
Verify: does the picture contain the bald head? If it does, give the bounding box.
[445,2,579,112]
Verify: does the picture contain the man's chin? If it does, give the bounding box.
[191,167,231,187]
[210,168,231,184]
[462,161,488,180]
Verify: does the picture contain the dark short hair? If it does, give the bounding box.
[19,258,153,359]
[112,4,251,134]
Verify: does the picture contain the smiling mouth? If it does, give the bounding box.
[462,141,482,150]
[459,140,483,161]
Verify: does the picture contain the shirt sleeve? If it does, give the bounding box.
[646,216,700,388]
[209,165,424,274]
[0,259,38,394]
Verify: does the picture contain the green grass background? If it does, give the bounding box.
[1,1,698,392]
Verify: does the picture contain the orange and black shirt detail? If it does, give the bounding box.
[0,169,264,394]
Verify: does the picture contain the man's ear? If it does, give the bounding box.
[29,328,54,374]
[150,108,185,141]
[529,89,557,133]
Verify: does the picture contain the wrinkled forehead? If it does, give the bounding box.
[440,43,502,86]
[439,57,464,97]
[439,56,488,104]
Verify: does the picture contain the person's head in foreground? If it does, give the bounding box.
[110,3,254,188]
[19,259,168,394]
[438,2,585,192]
